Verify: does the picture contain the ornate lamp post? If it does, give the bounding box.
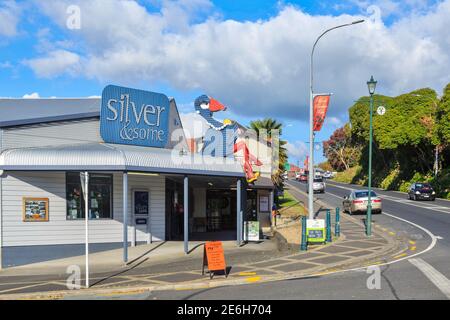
[366,75,377,236]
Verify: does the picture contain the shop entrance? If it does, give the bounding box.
[205,190,237,233]
[165,181,185,241]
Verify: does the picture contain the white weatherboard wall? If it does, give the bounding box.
[1,171,165,247]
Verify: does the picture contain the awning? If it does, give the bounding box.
[248,176,275,189]
[0,143,245,177]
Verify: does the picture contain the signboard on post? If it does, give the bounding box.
[100,85,170,148]
[306,219,326,244]
[202,241,227,279]
[313,95,331,132]
[377,106,386,116]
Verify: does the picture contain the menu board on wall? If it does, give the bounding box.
[23,198,49,222]
[259,195,269,213]
[134,191,149,215]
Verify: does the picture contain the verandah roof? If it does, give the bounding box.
[0,143,245,177]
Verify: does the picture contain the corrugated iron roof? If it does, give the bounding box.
[0,98,101,128]
[0,143,244,177]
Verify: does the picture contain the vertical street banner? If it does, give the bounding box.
[304,156,309,169]
[313,94,331,132]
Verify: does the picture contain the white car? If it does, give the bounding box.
[323,171,332,179]
[307,178,326,193]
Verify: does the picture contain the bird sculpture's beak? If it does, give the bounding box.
[209,98,227,112]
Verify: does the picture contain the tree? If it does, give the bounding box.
[323,124,361,171]
[438,84,450,144]
[248,118,287,187]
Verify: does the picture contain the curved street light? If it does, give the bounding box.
[308,19,365,220]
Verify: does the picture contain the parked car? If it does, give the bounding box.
[408,182,436,201]
[342,190,382,215]
[307,177,326,193]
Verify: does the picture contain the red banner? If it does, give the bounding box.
[304,156,309,169]
[313,95,331,132]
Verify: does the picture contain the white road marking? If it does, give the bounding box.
[436,236,444,240]
[409,258,450,299]
[287,181,438,273]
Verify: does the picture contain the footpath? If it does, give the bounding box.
[0,182,408,300]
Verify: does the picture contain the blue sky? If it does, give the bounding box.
[0,0,448,166]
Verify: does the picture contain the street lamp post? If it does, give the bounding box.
[308,19,365,219]
[366,76,377,237]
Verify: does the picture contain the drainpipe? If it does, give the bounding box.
[123,172,128,263]
[0,173,3,270]
[0,130,3,270]
[184,176,189,254]
[237,179,242,245]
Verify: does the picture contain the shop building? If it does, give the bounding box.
[0,86,274,268]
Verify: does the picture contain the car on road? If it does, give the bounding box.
[307,177,326,193]
[323,171,332,179]
[408,182,436,201]
[298,174,308,182]
[342,190,382,215]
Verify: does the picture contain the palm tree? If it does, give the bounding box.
[248,118,288,188]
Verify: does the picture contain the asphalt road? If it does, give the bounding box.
[143,179,450,300]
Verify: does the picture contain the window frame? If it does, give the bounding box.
[65,172,114,221]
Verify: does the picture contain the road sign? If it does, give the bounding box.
[202,241,227,279]
[377,106,386,116]
[306,219,326,243]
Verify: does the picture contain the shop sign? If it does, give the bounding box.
[100,85,170,148]
[306,219,326,243]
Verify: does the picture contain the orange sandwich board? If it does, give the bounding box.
[202,241,228,279]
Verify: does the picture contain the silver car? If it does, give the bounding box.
[342,190,382,215]
[307,178,326,193]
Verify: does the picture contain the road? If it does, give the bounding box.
[141,179,450,300]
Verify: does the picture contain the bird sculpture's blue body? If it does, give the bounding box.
[194,94,238,158]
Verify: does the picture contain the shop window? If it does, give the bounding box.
[66,172,113,220]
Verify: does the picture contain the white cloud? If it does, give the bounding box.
[0,1,21,37]
[286,140,308,160]
[24,49,81,78]
[22,92,40,99]
[22,0,450,121]
[324,116,344,129]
